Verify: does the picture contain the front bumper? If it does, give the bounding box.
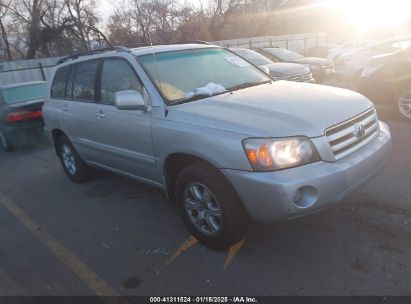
[222,122,392,223]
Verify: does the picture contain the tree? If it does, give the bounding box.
[0,0,12,60]
[6,0,108,59]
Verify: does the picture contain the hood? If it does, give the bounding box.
[168,81,373,138]
[367,53,392,64]
[291,57,332,66]
[261,63,310,77]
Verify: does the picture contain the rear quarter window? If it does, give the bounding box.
[72,60,99,102]
[51,66,71,99]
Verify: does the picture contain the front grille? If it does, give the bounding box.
[325,108,379,160]
[322,64,336,73]
[274,72,314,83]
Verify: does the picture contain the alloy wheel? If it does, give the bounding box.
[183,182,223,236]
[61,144,77,175]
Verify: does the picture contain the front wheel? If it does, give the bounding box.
[57,135,94,183]
[397,88,411,121]
[175,163,250,250]
[0,130,13,152]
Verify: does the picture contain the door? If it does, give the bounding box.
[59,60,101,161]
[90,58,156,182]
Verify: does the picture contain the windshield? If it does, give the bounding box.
[232,49,273,66]
[138,48,270,103]
[264,48,304,61]
[2,83,46,105]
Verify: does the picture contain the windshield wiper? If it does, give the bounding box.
[170,91,228,106]
[170,80,271,106]
[227,80,272,92]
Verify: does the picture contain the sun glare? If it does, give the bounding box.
[327,0,411,32]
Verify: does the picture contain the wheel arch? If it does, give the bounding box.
[162,152,240,205]
[51,129,65,156]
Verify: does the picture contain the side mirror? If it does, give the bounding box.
[114,90,147,111]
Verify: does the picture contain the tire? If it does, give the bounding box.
[396,87,411,122]
[57,135,94,183]
[175,162,250,250]
[0,130,13,152]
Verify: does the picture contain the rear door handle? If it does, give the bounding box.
[95,111,107,119]
[62,105,69,112]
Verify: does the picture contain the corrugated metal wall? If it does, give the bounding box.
[0,57,62,86]
[213,32,326,54]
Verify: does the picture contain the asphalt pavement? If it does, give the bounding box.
[0,107,410,297]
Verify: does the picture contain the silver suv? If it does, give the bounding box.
[43,44,392,249]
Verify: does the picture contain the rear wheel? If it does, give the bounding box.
[397,88,411,121]
[57,135,94,183]
[0,130,13,152]
[175,162,250,250]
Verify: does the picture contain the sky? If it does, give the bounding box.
[96,0,411,33]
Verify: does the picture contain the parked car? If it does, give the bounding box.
[231,48,314,83]
[335,36,411,84]
[43,44,391,249]
[306,44,339,58]
[357,47,411,121]
[255,47,335,83]
[0,81,46,151]
[326,40,378,61]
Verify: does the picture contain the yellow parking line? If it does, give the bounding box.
[224,238,247,271]
[0,192,127,304]
[158,236,198,272]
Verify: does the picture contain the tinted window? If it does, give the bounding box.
[2,83,46,105]
[263,48,303,61]
[51,66,70,99]
[100,59,143,104]
[233,49,273,66]
[72,60,99,102]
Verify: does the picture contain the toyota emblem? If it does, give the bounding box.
[353,123,366,138]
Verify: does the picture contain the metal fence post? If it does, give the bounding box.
[39,62,46,81]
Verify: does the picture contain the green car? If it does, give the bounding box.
[0,81,46,151]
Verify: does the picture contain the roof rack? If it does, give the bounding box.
[57,46,130,64]
[124,43,153,48]
[175,40,210,45]
[56,41,212,65]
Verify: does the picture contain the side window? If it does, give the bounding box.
[51,66,70,99]
[100,59,143,105]
[72,60,99,102]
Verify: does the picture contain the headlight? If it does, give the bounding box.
[243,137,321,171]
[305,64,317,70]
